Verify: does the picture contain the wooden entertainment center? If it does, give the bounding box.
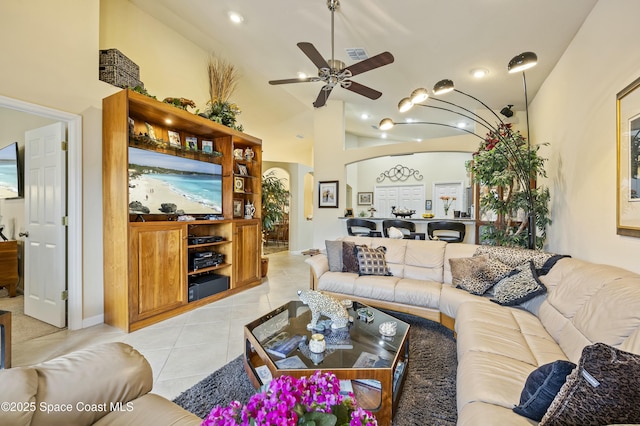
[102,89,262,332]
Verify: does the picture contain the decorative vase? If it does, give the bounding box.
[444,206,449,217]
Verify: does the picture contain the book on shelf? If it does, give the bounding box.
[264,332,306,358]
[185,136,198,151]
[168,130,181,147]
[255,365,272,385]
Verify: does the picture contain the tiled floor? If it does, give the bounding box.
[12,251,309,400]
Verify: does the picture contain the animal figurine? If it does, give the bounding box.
[162,97,197,110]
[298,290,350,330]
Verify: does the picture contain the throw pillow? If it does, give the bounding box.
[513,360,577,421]
[540,343,640,425]
[325,240,343,272]
[449,256,512,295]
[491,261,547,306]
[355,245,391,276]
[387,226,404,239]
[341,241,360,273]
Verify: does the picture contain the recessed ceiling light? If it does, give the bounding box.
[361,113,369,120]
[297,72,307,79]
[296,134,304,139]
[457,122,467,128]
[381,133,387,139]
[228,11,244,24]
[470,68,489,79]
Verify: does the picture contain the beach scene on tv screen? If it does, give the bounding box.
[0,146,19,199]
[128,147,222,215]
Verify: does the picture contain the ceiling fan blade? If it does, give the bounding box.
[297,42,330,70]
[269,77,320,85]
[313,86,333,108]
[342,80,382,100]
[344,51,394,77]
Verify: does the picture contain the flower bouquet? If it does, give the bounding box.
[202,370,377,426]
[440,196,456,216]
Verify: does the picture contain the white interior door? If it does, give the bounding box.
[433,182,463,218]
[24,122,67,327]
[374,184,425,217]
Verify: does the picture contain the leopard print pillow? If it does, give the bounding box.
[540,343,640,425]
[491,261,546,306]
[449,255,512,295]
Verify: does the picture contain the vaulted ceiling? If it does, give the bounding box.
[130,0,598,159]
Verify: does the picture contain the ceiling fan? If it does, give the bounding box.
[268,0,394,108]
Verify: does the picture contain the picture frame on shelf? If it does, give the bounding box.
[202,140,213,154]
[234,176,245,193]
[237,164,249,176]
[145,122,157,141]
[357,192,373,205]
[425,199,432,211]
[233,199,244,218]
[616,76,640,237]
[168,130,181,148]
[319,180,339,208]
[185,136,198,151]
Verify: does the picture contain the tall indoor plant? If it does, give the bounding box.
[260,171,290,276]
[467,123,551,249]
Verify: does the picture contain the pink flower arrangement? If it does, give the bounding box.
[202,371,377,426]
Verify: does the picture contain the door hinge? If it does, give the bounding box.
[61,141,68,151]
[61,290,68,301]
[62,216,69,226]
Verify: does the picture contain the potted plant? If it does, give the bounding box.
[260,171,290,276]
[199,54,244,131]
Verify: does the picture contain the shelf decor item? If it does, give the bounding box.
[201,371,377,426]
[199,54,244,131]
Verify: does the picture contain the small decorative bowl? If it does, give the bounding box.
[379,321,397,337]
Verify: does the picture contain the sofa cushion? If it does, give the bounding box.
[93,393,201,425]
[540,343,640,425]
[317,271,357,295]
[353,275,398,302]
[355,245,391,276]
[491,261,546,306]
[325,240,343,272]
[0,367,38,425]
[342,241,359,273]
[513,360,576,421]
[394,278,441,309]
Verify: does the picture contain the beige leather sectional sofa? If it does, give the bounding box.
[0,342,201,426]
[305,236,640,425]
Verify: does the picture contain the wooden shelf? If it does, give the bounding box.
[103,89,263,332]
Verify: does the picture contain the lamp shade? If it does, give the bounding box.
[508,52,538,73]
[410,88,429,103]
[398,97,414,113]
[433,79,455,95]
[379,118,394,130]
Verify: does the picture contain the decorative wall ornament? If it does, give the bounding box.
[376,164,423,182]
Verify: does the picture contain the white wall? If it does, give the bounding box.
[531,0,640,273]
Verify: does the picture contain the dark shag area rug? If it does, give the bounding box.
[173,312,457,425]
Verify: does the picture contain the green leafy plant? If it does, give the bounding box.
[261,171,290,235]
[467,123,551,249]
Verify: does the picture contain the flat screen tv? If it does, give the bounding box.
[0,142,21,200]
[128,147,222,215]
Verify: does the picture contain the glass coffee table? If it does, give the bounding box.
[243,300,410,425]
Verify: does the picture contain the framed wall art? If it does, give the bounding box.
[616,76,640,237]
[233,199,244,218]
[318,180,339,208]
[357,192,373,205]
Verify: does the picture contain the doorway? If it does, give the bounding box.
[0,96,82,331]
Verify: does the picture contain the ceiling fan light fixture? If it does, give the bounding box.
[398,97,414,113]
[508,52,538,73]
[433,79,455,95]
[379,118,395,130]
[410,88,429,103]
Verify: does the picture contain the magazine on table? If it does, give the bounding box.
[275,355,307,369]
[352,351,391,368]
[263,332,306,358]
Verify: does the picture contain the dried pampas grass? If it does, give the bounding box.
[208,54,239,104]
